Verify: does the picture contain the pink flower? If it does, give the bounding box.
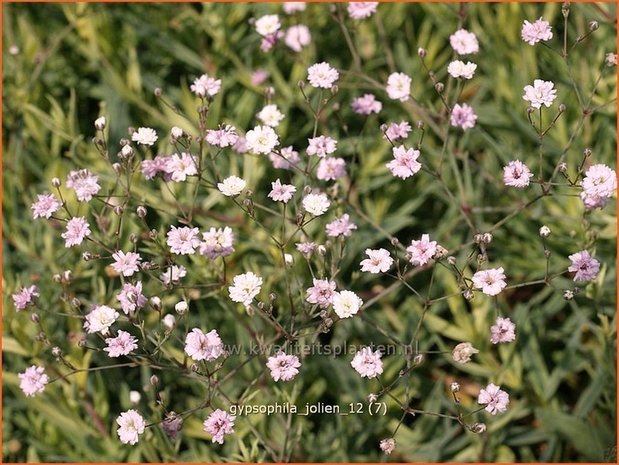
[490,317,516,344]
[167,226,201,255]
[184,328,225,361]
[283,2,306,14]
[18,365,48,397]
[351,94,382,115]
[31,193,61,219]
[450,103,477,129]
[260,31,284,52]
[386,72,412,101]
[296,241,317,257]
[307,62,339,89]
[268,179,297,203]
[307,135,337,157]
[190,73,221,98]
[523,79,557,108]
[206,125,239,148]
[229,272,263,307]
[66,169,100,202]
[325,214,357,238]
[306,278,336,308]
[386,145,421,179]
[379,438,396,455]
[12,285,39,311]
[199,227,235,259]
[104,330,138,357]
[141,155,172,180]
[360,249,393,273]
[351,347,383,378]
[116,282,146,314]
[255,14,281,36]
[383,121,412,141]
[521,17,553,45]
[167,152,198,182]
[266,352,301,381]
[61,216,91,247]
[450,29,479,55]
[111,251,142,277]
[250,69,269,86]
[116,410,146,445]
[269,146,300,170]
[580,164,617,210]
[203,409,235,444]
[503,160,533,188]
[478,383,510,415]
[472,267,507,296]
[317,157,347,181]
[285,24,311,52]
[568,250,600,282]
[347,2,379,19]
[407,234,437,266]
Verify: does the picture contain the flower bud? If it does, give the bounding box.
[482,233,493,244]
[94,116,106,130]
[113,206,124,216]
[149,296,161,311]
[52,346,62,357]
[129,390,141,404]
[558,162,568,173]
[162,412,183,439]
[450,382,461,392]
[51,177,61,188]
[317,245,327,256]
[463,289,474,300]
[390,237,400,246]
[583,148,592,157]
[558,103,566,112]
[175,300,188,315]
[447,256,457,266]
[417,47,427,57]
[367,393,378,403]
[154,87,162,97]
[589,20,599,31]
[149,375,159,386]
[435,82,444,93]
[413,353,424,365]
[471,423,487,434]
[539,225,551,237]
[30,313,40,323]
[121,144,134,159]
[563,289,574,300]
[163,314,176,331]
[112,163,122,174]
[136,206,147,218]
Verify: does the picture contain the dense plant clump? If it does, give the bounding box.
[3,2,616,462]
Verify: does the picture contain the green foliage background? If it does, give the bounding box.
[2,2,617,462]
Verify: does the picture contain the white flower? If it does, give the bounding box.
[452,342,479,363]
[162,314,176,330]
[229,272,263,307]
[245,125,279,154]
[386,72,412,101]
[307,62,339,89]
[116,410,146,445]
[522,79,557,109]
[447,60,477,79]
[171,126,183,138]
[190,74,222,97]
[257,104,285,127]
[360,248,393,273]
[449,29,479,55]
[255,14,281,36]
[218,176,246,197]
[84,305,119,335]
[131,127,158,146]
[332,290,363,318]
[302,193,330,216]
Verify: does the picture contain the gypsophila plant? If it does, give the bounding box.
[3,2,616,462]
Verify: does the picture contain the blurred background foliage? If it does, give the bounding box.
[2,2,617,462]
